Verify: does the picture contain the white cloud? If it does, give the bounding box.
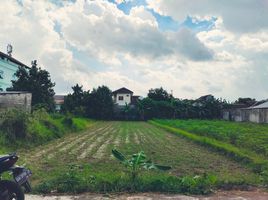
[54,0,213,63]
[147,0,268,33]
[0,0,268,101]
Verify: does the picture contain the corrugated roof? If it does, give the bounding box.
[246,101,268,109]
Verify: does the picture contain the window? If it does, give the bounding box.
[126,94,129,97]
[0,70,3,79]
[118,96,124,101]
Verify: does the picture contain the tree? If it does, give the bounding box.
[148,87,172,102]
[86,86,114,119]
[8,60,55,111]
[62,84,88,115]
[235,98,256,107]
[137,97,156,120]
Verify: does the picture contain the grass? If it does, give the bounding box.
[150,119,268,180]
[152,119,268,157]
[0,113,94,154]
[13,121,264,194]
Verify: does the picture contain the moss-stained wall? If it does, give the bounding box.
[0,92,32,112]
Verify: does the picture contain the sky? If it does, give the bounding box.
[0,0,268,101]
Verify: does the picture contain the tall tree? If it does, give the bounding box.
[86,86,114,119]
[8,60,55,111]
[235,98,256,107]
[148,87,173,102]
[62,84,88,115]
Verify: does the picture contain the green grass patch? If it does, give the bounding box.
[34,164,217,195]
[150,120,268,181]
[17,121,264,194]
[153,119,268,157]
[0,109,94,151]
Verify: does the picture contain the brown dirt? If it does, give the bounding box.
[26,190,268,200]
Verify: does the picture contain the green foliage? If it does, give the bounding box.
[86,86,114,119]
[0,109,29,141]
[35,165,216,194]
[0,108,92,147]
[235,98,256,107]
[62,84,114,120]
[137,93,225,120]
[150,120,268,182]
[112,149,171,187]
[62,84,88,116]
[148,87,173,102]
[153,119,268,158]
[8,60,55,112]
[23,121,261,194]
[179,174,217,194]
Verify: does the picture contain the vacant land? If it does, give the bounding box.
[152,119,268,157]
[16,121,262,193]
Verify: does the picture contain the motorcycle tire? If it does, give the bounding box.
[0,180,24,200]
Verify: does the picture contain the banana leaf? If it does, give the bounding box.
[112,149,126,162]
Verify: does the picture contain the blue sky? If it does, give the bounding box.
[64,0,217,75]
[2,0,268,100]
[108,0,216,32]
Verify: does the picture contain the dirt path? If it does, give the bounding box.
[26,190,268,200]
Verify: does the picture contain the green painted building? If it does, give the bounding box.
[0,51,29,91]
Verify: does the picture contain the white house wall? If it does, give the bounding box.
[115,93,131,106]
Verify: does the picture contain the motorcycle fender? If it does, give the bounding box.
[11,166,25,176]
[11,166,32,186]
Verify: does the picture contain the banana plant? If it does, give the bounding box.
[112,149,171,182]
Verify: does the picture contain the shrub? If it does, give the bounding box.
[34,167,217,194]
[62,115,73,128]
[0,109,29,141]
[112,149,171,183]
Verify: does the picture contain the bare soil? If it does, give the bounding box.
[26,190,268,200]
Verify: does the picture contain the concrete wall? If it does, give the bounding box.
[258,108,268,123]
[223,109,243,122]
[0,92,32,112]
[249,109,260,123]
[223,108,268,124]
[223,110,230,120]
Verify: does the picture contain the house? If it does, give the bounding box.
[0,46,30,91]
[222,103,249,122]
[112,87,141,120]
[0,91,32,112]
[112,87,140,106]
[223,100,268,123]
[243,101,268,123]
[54,95,66,111]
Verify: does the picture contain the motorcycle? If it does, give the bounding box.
[0,153,32,200]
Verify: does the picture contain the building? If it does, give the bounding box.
[0,91,32,112]
[243,101,268,123]
[112,87,134,106]
[222,103,249,122]
[0,47,30,91]
[112,87,141,120]
[223,101,268,123]
[54,95,65,111]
